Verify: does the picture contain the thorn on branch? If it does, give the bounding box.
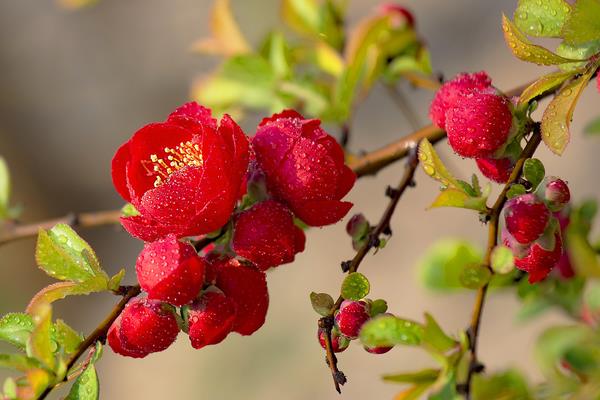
[456,383,468,395]
[382,225,392,236]
[340,260,352,273]
[470,361,485,374]
[334,371,347,386]
[385,186,399,198]
[368,235,381,248]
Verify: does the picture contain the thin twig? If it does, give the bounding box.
[461,126,542,399]
[37,284,142,400]
[319,143,421,393]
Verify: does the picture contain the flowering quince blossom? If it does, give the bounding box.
[112,102,249,241]
[252,110,356,227]
[232,200,306,271]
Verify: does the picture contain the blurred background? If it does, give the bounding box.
[0,0,599,399]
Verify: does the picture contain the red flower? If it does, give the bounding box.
[252,110,355,226]
[232,200,306,271]
[112,102,249,241]
[187,290,237,349]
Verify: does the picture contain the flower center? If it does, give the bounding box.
[143,141,203,187]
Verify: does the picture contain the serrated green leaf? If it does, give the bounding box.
[0,313,34,350]
[65,363,99,400]
[429,188,488,212]
[54,320,83,356]
[562,0,600,45]
[556,40,600,70]
[107,269,125,292]
[309,292,334,316]
[26,279,109,313]
[0,354,44,372]
[418,240,483,291]
[383,368,440,384]
[523,158,546,188]
[341,272,370,300]
[491,246,515,274]
[36,224,108,283]
[541,68,595,155]
[27,303,55,371]
[518,69,578,106]
[514,0,571,37]
[359,315,424,348]
[422,313,456,353]
[370,299,388,317]
[585,115,600,134]
[507,184,527,199]
[418,139,460,189]
[459,264,491,290]
[502,15,581,65]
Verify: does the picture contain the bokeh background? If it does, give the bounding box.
[0,0,598,399]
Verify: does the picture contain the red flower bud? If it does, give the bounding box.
[252,110,355,227]
[136,234,205,306]
[378,3,415,27]
[112,102,249,241]
[364,345,393,354]
[211,257,269,336]
[334,300,371,340]
[504,194,550,244]
[317,327,349,353]
[187,290,237,349]
[476,157,514,183]
[543,177,570,211]
[108,298,179,357]
[232,200,305,271]
[429,72,492,129]
[503,230,563,283]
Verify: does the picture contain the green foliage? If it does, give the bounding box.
[491,245,515,274]
[418,240,483,291]
[340,272,370,300]
[472,369,533,400]
[514,0,571,37]
[0,313,34,351]
[0,157,9,219]
[518,69,579,106]
[27,304,55,371]
[556,40,600,70]
[422,313,457,353]
[585,115,600,134]
[310,292,334,316]
[522,158,545,189]
[65,344,102,400]
[562,0,600,45]
[459,264,492,290]
[120,203,139,217]
[54,320,83,356]
[506,183,527,199]
[359,315,424,348]
[517,276,585,320]
[369,299,388,317]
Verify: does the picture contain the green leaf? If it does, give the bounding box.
[418,240,483,291]
[341,272,370,300]
[3,377,17,398]
[0,313,34,350]
[541,67,595,155]
[585,115,600,134]
[278,80,329,117]
[120,203,139,217]
[54,320,83,356]
[518,69,578,106]
[65,362,99,400]
[383,368,440,384]
[359,315,424,348]
[0,354,43,372]
[535,325,591,379]
[422,313,456,353]
[567,224,600,277]
[502,14,582,65]
[265,32,291,78]
[0,157,9,219]
[370,299,388,317]
[514,0,571,37]
[459,264,491,290]
[314,41,344,77]
[472,369,533,400]
[555,40,600,70]
[107,269,125,292]
[429,188,488,212]
[562,0,600,45]
[27,303,55,371]
[27,279,109,313]
[309,292,334,316]
[507,184,527,199]
[418,139,460,189]
[36,224,108,283]
[490,245,515,274]
[523,158,546,188]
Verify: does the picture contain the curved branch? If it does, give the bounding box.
[319,144,421,393]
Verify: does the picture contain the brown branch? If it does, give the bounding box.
[319,143,421,393]
[0,210,122,246]
[461,126,542,399]
[37,284,142,400]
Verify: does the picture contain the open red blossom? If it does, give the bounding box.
[187,290,237,349]
[211,256,269,336]
[112,102,249,241]
[136,234,205,306]
[252,110,356,227]
[232,200,306,271]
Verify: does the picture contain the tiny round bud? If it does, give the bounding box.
[334,300,371,340]
[188,290,236,349]
[544,177,571,211]
[317,327,349,353]
[504,194,550,244]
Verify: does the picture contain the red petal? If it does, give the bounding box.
[167,102,217,131]
[336,165,356,199]
[258,109,304,127]
[120,215,188,242]
[218,114,249,183]
[293,199,353,227]
[294,226,306,253]
[112,141,133,202]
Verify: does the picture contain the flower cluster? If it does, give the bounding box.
[109,103,355,357]
[429,72,520,183]
[503,177,571,283]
